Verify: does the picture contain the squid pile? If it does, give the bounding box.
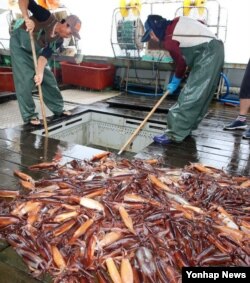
[0,152,250,282]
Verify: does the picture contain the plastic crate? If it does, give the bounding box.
[60,62,115,90]
[0,67,15,92]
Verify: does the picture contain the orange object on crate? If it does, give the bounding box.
[0,67,15,92]
[37,0,60,9]
[60,62,115,91]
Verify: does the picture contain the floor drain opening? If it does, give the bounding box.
[33,111,166,154]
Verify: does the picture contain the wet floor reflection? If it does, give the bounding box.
[136,133,250,176]
[226,133,250,175]
[136,136,199,169]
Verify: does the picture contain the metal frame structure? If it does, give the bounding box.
[111,6,144,59]
[175,0,228,42]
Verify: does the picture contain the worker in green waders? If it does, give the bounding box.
[141,15,224,144]
[10,0,81,125]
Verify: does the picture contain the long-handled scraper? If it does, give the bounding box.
[118,90,169,155]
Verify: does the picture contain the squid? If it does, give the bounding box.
[69,218,94,244]
[80,197,105,213]
[53,219,76,237]
[120,258,133,283]
[148,174,174,193]
[98,231,123,248]
[91,151,110,162]
[53,211,78,222]
[0,190,19,198]
[28,162,58,171]
[0,215,20,228]
[106,258,122,283]
[51,245,66,271]
[13,170,34,182]
[118,206,136,235]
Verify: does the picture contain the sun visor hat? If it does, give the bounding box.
[65,15,81,39]
[141,20,152,42]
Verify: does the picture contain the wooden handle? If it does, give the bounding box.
[29,32,48,137]
[117,90,169,155]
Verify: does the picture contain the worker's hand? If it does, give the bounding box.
[24,17,35,33]
[34,73,43,86]
[167,75,181,94]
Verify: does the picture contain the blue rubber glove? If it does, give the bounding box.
[167,75,181,94]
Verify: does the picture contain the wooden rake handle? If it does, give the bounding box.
[118,90,169,155]
[29,32,48,136]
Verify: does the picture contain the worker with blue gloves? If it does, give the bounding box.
[141,15,224,144]
[166,75,181,94]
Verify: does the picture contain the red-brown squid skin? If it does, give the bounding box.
[82,233,98,270]
[196,245,217,263]
[200,254,233,266]
[173,250,189,269]
[155,257,171,283]
[35,235,52,263]
[28,162,58,171]
[53,219,77,238]
[91,151,111,162]
[13,170,34,182]
[0,190,20,198]
[0,215,20,228]
[96,268,113,283]
[157,259,181,283]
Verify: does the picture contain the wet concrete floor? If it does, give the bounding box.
[0,93,249,282]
